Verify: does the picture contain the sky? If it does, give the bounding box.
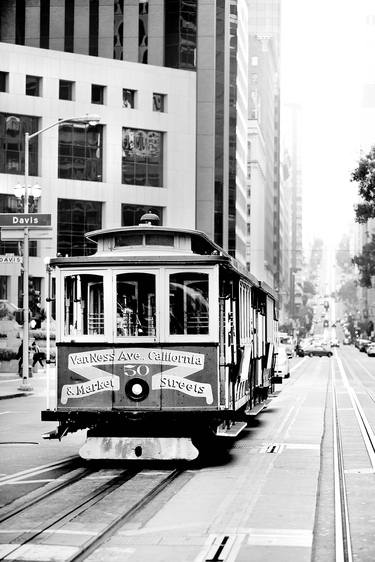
[280,0,374,250]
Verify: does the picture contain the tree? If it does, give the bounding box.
[351,147,375,223]
[337,279,359,307]
[352,234,375,287]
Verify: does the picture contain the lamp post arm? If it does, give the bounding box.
[28,115,99,141]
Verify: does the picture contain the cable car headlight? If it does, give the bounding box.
[125,378,149,401]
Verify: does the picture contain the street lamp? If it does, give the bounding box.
[17,114,101,391]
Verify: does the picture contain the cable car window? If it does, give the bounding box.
[145,234,174,246]
[115,234,143,246]
[64,274,104,336]
[169,272,209,335]
[116,273,156,337]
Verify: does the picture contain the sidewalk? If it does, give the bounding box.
[0,368,54,400]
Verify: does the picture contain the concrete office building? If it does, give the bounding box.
[0,0,251,313]
[246,0,280,288]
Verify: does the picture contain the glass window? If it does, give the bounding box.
[0,195,37,256]
[122,89,135,108]
[122,128,163,187]
[58,123,103,181]
[0,113,39,175]
[121,204,163,226]
[26,75,41,96]
[138,1,148,64]
[57,198,102,256]
[116,273,156,337]
[169,272,209,335]
[153,93,165,112]
[91,84,105,104]
[0,276,8,300]
[64,274,104,336]
[113,0,124,60]
[59,79,74,100]
[0,72,8,92]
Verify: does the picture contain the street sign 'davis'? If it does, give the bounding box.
[0,213,51,227]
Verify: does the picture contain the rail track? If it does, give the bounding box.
[0,463,185,561]
[331,351,375,562]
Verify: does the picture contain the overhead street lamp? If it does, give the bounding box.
[17,114,101,391]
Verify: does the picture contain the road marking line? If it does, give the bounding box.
[0,543,79,561]
[247,528,313,547]
[0,456,76,485]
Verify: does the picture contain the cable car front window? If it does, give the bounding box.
[169,273,209,335]
[64,274,104,336]
[116,273,156,337]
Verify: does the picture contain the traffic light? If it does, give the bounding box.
[323,319,329,328]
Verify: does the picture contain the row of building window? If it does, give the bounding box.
[0,113,164,186]
[0,194,163,259]
[0,71,166,112]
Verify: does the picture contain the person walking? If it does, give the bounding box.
[31,340,44,369]
[16,340,23,376]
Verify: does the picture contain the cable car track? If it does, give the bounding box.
[331,351,375,562]
[0,466,184,562]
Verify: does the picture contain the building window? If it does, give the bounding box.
[122,89,135,108]
[153,93,165,112]
[0,72,9,92]
[57,198,102,256]
[113,0,124,60]
[91,84,105,104]
[139,1,149,64]
[0,194,37,256]
[122,204,163,226]
[122,128,163,187]
[89,0,99,56]
[26,75,42,96]
[165,0,197,69]
[58,123,103,181]
[0,277,8,300]
[40,0,50,49]
[59,79,74,100]
[0,113,39,176]
[16,0,25,45]
[65,0,75,52]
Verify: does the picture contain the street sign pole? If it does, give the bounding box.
[19,132,33,391]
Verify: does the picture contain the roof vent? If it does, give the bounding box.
[139,211,160,226]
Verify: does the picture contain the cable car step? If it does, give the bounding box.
[216,421,247,437]
[245,402,269,417]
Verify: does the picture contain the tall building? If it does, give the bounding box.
[0,0,251,312]
[246,0,281,287]
[282,103,303,319]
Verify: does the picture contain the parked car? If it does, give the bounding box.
[358,339,372,352]
[274,347,290,379]
[367,343,375,357]
[302,344,333,358]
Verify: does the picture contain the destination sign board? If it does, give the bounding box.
[0,213,51,227]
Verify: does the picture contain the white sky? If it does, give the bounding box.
[280,0,374,249]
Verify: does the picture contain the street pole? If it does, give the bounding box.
[15,115,100,392]
[19,132,32,391]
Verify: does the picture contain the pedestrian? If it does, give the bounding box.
[16,340,23,376]
[31,340,44,368]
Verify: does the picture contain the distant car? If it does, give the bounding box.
[367,344,375,357]
[274,347,290,379]
[343,337,351,345]
[358,339,372,352]
[330,338,340,348]
[302,344,333,358]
